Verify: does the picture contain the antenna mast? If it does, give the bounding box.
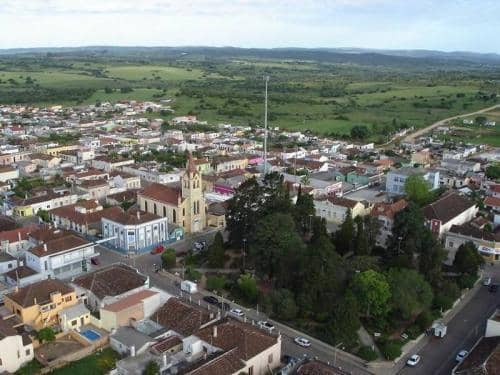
[263,76,269,174]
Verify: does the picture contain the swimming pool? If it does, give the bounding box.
[80,329,101,341]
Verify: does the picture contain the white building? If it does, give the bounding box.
[386,168,440,195]
[25,234,98,279]
[0,320,34,373]
[102,210,169,253]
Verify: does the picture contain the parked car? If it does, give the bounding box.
[456,350,468,362]
[489,284,498,293]
[257,321,275,333]
[151,245,165,254]
[483,277,492,286]
[203,296,219,305]
[294,337,311,348]
[406,354,421,367]
[230,308,245,317]
[192,241,206,252]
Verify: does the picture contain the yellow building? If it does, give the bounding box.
[138,155,206,233]
[44,144,80,157]
[4,279,78,330]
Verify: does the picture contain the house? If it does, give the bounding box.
[485,196,500,212]
[76,178,110,201]
[0,253,18,274]
[92,155,134,172]
[110,326,156,356]
[314,196,370,224]
[151,298,216,337]
[211,155,248,173]
[386,168,440,195]
[371,199,408,246]
[100,289,162,331]
[101,209,170,253]
[3,265,43,288]
[193,158,211,175]
[423,192,478,237]
[440,159,481,175]
[29,153,61,169]
[25,234,98,279]
[121,163,181,185]
[0,224,39,257]
[0,318,34,373]
[110,170,141,190]
[71,264,149,311]
[10,190,78,217]
[138,156,206,233]
[4,278,78,329]
[49,200,123,236]
[445,223,500,262]
[187,318,282,375]
[0,166,19,182]
[58,303,91,332]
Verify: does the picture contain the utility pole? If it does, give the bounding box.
[263,76,269,174]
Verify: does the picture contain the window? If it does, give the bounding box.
[163,207,167,217]
[268,354,273,363]
[65,296,72,302]
[144,201,148,211]
[153,203,157,215]
[172,209,176,223]
[448,241,454,248]
[248,366,254,375]
[44,261,48,271]
[72,319,77,326]
[25,349,30,356]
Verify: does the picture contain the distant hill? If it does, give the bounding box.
[0,46,499,67]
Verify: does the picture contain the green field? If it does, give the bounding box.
[0,48,498,141]
[442,110,500,146]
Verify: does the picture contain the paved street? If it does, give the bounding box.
[399,263,500,375]
[95,234,372,375]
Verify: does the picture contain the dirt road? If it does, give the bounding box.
[402,103,500,143]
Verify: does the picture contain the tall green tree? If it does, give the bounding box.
[207,231,225,268]
[293,185,315,234]
[161,248,176,269]
[453,241,484,275]
[326,291,361,346]
[270,289,298,321]
[404,175,432,206]
[250,213,305,289]
[334,209,355,255]
[237,273,259,304]
[227,177,264,246]
[261,172,292,215]
[387,268,433,320]
[354,216,370,255]
[352,270,391,318]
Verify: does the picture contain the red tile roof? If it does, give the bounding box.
[102,289,157,313]
[371,199,408,220]
[423,192,476,223]
[29,234,91,257]
[485,196,500,208]
[0,224,40,243]
[139,182,182,205]
[6,279,74,308]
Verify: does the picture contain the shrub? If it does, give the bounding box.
[36,327,55,343]
[358,346,378,361]
[415,310,433,331]
[206,275,226,291]
[379,339,402,360]
[457,273,478,290]
[161,248,176,269]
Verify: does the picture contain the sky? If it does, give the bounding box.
[0,0,499,53]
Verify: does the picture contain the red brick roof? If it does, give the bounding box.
[6,279,74,308]
[139,182,182,205]
[423,192,476,223]
[101,289,157,313]
[0,224,40,243]
[485,196,500,208]
[371,199,408,220]
[29,234,91,257]
[195,318,278,361]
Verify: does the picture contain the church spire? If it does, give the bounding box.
[187,152,197,175]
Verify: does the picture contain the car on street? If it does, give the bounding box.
[406,354,421,367]
[151,245,164,255]
[192,241,207,252]
[257,320,275,333]
[456,350,468,362]
[203,296,219,305]
[294,337,311,348]
[489,284,498,293]
[230,308,245,317]
[483,277,492,286]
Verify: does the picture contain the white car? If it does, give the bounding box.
[294,337,311,348]
[230,308,244,317]
[456,350,468,362]
[483,277,492,286]
[257,321,275,332]
[406,354,421,367]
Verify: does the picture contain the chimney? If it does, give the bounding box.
[136,211,140,220]
[17,231,21,242]
[130,345,136,357]
[162,352,168,368]
[213,325,217,338]
[43,243,47,252]
[33,297,37,305]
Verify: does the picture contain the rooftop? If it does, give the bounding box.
[6,278,74,308]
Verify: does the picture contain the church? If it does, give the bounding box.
[137,155,206,233]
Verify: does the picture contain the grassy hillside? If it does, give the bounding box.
[0,47,498,141]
